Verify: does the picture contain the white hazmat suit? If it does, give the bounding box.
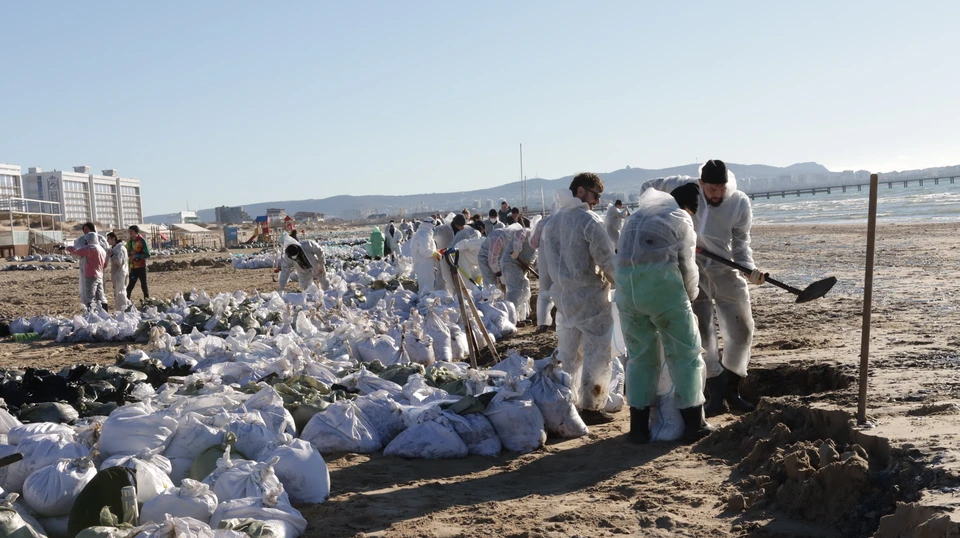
[411,221,439,296]
[432,218,456,294]
[278,237,330,292]
[604,204,630,249]
[640,173,756,378]
[544,190,616,412]
[500,226,537,322]
[109,242,131,311]
[530,215,555,328]
[614,189,704,410]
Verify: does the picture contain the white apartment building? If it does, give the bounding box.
[0,163,23,199]
[21,166,143,228]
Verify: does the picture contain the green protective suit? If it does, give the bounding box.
[367,227,385,258]
[613,188,705,410]
[615,265,704,409]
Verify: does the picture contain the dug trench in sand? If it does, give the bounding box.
[0,222,958,537]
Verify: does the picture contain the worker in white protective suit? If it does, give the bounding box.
[604,199,630,250]
[615,183,716,443]
[432,213,457,294]
[530,214,555,333]
[384,221,404,261]
[500,221,538,323]
[546,173,617,424]
[106,232,131,311]
[479,224,517,294]
[278,236,330,292]
[411,220,439,296]
[639,159,765,417]
[484,209,505,236]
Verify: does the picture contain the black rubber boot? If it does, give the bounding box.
[723,369,756,413]
[629,407,651,444]
[679,405,716,443]
[703,375,727,417]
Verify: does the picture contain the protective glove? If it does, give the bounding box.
[432,251,441,260]
[510,250,520,259]
[747,268,766,285]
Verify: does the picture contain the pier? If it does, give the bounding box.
[747,175,957,200]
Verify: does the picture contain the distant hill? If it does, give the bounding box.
[144,161,955,223]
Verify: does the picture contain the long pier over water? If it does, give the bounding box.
[747,175,957,200]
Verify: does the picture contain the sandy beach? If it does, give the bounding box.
[2,221,959,537]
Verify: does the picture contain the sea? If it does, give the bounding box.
[749,180,960,225]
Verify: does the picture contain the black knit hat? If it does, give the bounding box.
[700,159,728,185]
[670,183,701,215]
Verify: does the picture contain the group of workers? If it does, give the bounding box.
[543,160,763,442]
[65,223,151,311]
[272,160,762,445]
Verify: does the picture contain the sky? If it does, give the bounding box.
[2,1,958,215]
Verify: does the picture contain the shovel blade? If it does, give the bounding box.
[795,276,837,303]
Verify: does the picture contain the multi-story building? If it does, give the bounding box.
[265,208,287,219]
[21,166,143,228]
[0,163,23,199]
[215,205,252,224]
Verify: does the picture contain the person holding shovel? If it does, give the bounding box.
[640,159,765,417]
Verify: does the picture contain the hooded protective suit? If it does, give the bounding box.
[478,227,510,293]
[450,225,481,250]
[367,227,385,258]
[614,189,704,410]
[545,189,616,411]
[500,225,537,321]
[484,217,505,236]
[67,232,108,308]
[639,173,755,378]
[530,214,555,328]
[109,241,131,311]
[278,237,330,292]
[411,221,438,295]
[432,216,456,294]
[604,205,629,249]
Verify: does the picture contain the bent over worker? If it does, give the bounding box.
[615,183,715,443]
[640,159,765,417]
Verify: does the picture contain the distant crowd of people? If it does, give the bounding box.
[64,223,151,311]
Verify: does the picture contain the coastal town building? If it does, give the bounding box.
[21,166,143,228]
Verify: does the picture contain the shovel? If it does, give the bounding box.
[696,247,837,303]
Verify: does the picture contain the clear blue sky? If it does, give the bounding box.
[2,1,957,215]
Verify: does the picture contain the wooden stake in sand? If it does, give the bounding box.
[858,173,879,424]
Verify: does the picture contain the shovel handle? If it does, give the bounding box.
[0,453,24,468]
[695,247,802,296]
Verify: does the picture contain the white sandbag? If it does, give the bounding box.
[140,479,218,525]
[7,423,74,446]
[300,401,381,454]
[649,360,688,442]
[222,416,279,461]
[134,514,216,538]
[22,457,97,517]
[7,435,89,493]
[527,359,588,439]
[448,324,469,360]
[491,350,535,380]
[210,490,307,538]
[257,434,330,504]
[353,393,405,444]
[0,409,21,435]
[443,411,501,457]
[340,369,404,400]
[164,412,225,468]
[76,527,131,538]
[101,449,174,503]
[403,333,435,366]
[401,374,452,405]
[204,456,289,506]
[423,308,453,363]
[98,403,178,458]
[355,333,399,364]
[0,494,43,538]
[483,380,546,454]
[603,353,626,414]
[383,412,468,460]
[242,387,296,436]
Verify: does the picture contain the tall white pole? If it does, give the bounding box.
[520,143,525,211]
